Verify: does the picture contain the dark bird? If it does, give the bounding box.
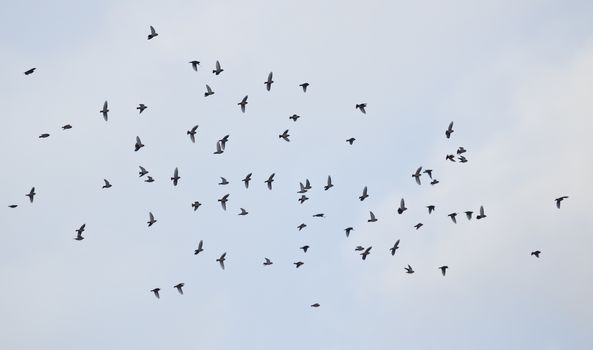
[294,261,304,268]
[446,154,456,162]
[238,95,248,113]
[555,196,569,209]
[397,198,407,214]
[297,223,307,231]
[189,60,200,71]
[39,133,50,138]
[427,205,435,214]
[219,135,230,150]
[24,68,36,75]
[137,104,147,114]
[430,179,440,185]
[414,223,423,230]
[174,283,184,295]
[218,194,229,210]
[219,177,229,185]
[359,186,369,201]
[355,103,367,114]
[423,169,433,179]
[389,240,400,256]
[298,182,308,194]
[368,211,377,222]
[405,265,415,274]
[458,155,468,163]
[134,136,144,152]
[147,212,157,227]
[263,258,273,266]
[100,100,109,121]
[75,224,86,241]
[313,213,325,218]
[300,245,310,253]
[102,179,112,189]
[298,195,309,204]
[242,173,252,188]
[187,125,198,143]
[289,114,300,122]
[238,208,248,216]
[448,213,458,224]
[345,227,354,237]
[300,82,309,92]
[26,187,35,203]
[412,166,423,185]
[62,124,72,130]
[355,246,365,252]
[191,201,201,211]
[217,252,226,270]
[457,147,466,154]
[147,25,158,40]
[445,121,454,139]
[324,175,333,191]
[194,240,204,255]
[361,246,372,260]
[310,303,320,308]
[204,84,214,97]
[346,138,356,145]
[464,211,473,220]
[145,176,154,183]
[139,166,149,177]
[8,205,18,208]
[304,179,312,190]
[171,167,180,186]
[531,250,541,258]
[265,173,275,190]
[264,72,274,91]
[476,206,487,220]
[150,288,160,299]
[213,60,224,75]
[279,129,290,142]
[439,266,448,276]
[213,141,224,154]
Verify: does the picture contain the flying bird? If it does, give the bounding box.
[213,60,224,75]
[189,60,200,71]
[150,288,160,299]
[427,205,435,214]
[24,68,36,75]
[397,198,407,214]
[26,187,36,203]
[147,25,158,40]
[264,72,274,91]
[430,179,439,185]
[242,173,252,188]
[458,155,468,163]
[412,166,423,185]
[423,169,433,179]
[300,245,310,253]
[346,138,356,145]
[446,154,456,162]
[194,240,204,255]
[368,211,377,222]
[465,211,473,220]
[263,258,273,266]
[297,223,307,231]
[100,101,109,121]
[75,224,86,241]
[389,240,400,256]
[217,252,226,270]
[359,186,369,201]
[187,125,199,143]
[8,205,18,208]
[174,283,184,295]
[294,261,304,268]
[139,166,149,177]
[39,133,50,138]
[304,179,312,190]
[219,135,230,150]
[439,266,448,276]
[445,121,454,139]
[476,206,487,220]
[355,103,367,114]
[414,223,423,230]
[361,246,372,260]
[62,124,72,130]
[137,104,147,114]
[213,141,224,154]
[102,179,112,189]
[219,177,229,185]
[531,250,541,258]
[298,195,309,204]
[457,147,466,154]
[191,201,201,211]
[204,84,214,97]
[555,196,569,209]
[265,173,275,190]
[238,95,248,113]
[311,303,320,308]
[297,182,307,194]
[312,213,325,218]
[289,114,300,122]
[299,82,309,92]
[171,167,180,186]
[448,213,458,224]
[279,129,290,142]
[147,212,157,227]
[238,208,248,216]
[218,194,229,210]
[405,265,415,274]
[145,176,154,183]
[324,175,333,191]
[344,227,354,237]
[134,136,144,152]
[355,246,365,252]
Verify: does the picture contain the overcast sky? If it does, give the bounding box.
[1,0,593,349]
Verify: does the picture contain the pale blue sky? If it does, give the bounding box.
[1,0,593,349]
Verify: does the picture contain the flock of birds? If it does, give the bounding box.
[13,25,571,306]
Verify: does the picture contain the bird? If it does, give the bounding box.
[189,60,200,71]
[26,187,35,203]
[265,173,275,190]
[427,205,435,214]
[134,136,144,152]
[147,212,157,227]
[24,68,36,75]
[297,183,308,194]
[61,124,72,130]
[145,176,154,183]
[100,101,109,121]
[446,154,456,162]
[414,223,423,230]
[465,211,473,220]
[458,155,468,163]
[217,253,227,270]
[405,265,415,274]
[138,166,149,177]
[531,250,541,258]
[174,283,184,295]
[300,245,310,253]
[299,82,309,92]
[204,84,214,97]
[389,240,400,256]
[368,211,377,222]
[219,135,230,150]
[137,104,147,114]
[344,227,354,237]
[324,175,333,191]
[313,213,325,218]
[191,201,201,211]
[263,258,273,266]
[476,206,487,220]
[423,169,433,179]
[238,95,248,113]
[171,167,180,186]
[238,208,248,216]
[430,179,440,185]
[304,179,312,190]
[264,72,274,91]
[39,133,50,138]
[457,147,466,154]
[294,261,304,268]
[279,129,290,142]
[213,141,224,154]
[219,177,229,185]
[74,224,86,241]
[102,179,112,189]
[397,198,407,214]
[194,240,204,255]
[355,103,367,114]
[555,196,569,209]
[361,246,372,260]
[8,205,18,208]
[354,246,365,252]
[359,186,369,201]
[297,223,307,231]
[412,166,423,185]
[147,25,158,40]
[310,303,320,308]
[150,288,160,299]
[218,194,229,210]
[213,60,224,75]
[187,125,199,143]
[298,195,309,204]
[445,121,454,139]
[448,213,458,224]
[346,138,356,145]
[289,114,300,122]
[439,266,448,276]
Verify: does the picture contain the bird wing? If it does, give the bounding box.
[479,206,485,216]
[150,26,156,34]
[190,133,196,143]
[216,61,221,70]
[215,141,222,153]
[104,179,110,186]
[415,176,421,185]
[415,166,422,176]
[362,186,367,196]
[136,136,141,144]
[400,198,405,208]
[206,84,212,93]
[191,125,198,133]
[448,121,454,131]
[267,72,273,82]
[327,175,332,186]
[174,167,178,178]
[369,211,375,220]
[198,240,203,250]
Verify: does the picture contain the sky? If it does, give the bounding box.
[1,0,593,349]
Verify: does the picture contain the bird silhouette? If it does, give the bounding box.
[310,303,320,308]
[39,133,50,138]
[359,186,369,201]
[414,223,423,230]
[279,129,290,142]
[8,205,18,208]
[297,223,307,231]
[147,212,157,227]
[26,187,36,203]
[24,68,36,75]
[476,206,486,220]
[389,240,400,256]
[219,177,229,185]
[355,103,367,114]
[147,26,158,40]
[213,60,224,75]
[174,283,184,295]
[355,246,365,252]
[445,121,454,139]
[238,95,248,113]
[294,261,304,268]
[397,198,407,214]
[238,208,248,216]
[194,240,204,255]
[138,166,149,177]
[171,167,180,186]
[218,135,229,150]
[191,201,201,211]
[300,83,309,92]
[102,179,112,189]
[137,104,147,114]
[439,266,448,276]
[204,84,214,97]
[265,173,275,190]
[189,60,200,71]
[345,227,354,237]
[423,169,433,179]
[213,141,224,154]
[187,125,198,143]
[134,136,144,152]
[555,196,569,209]
[312,213,325,218]
[346,138,356,145]
[458,155,468,163]
[218,194,229,211]
[405,265,415,274]
[298,195,309,204]
[74,224,86,241]
[289,114,300,122]
[448,213,458,224]
[264,72,274,91]
[145,176,154,183]
[150,288,160,299]
[457,147,466,154]
[242,173,252,188]
[300,245,310,253]
[412,166,423,185]
[263,258,273,266]
[531,250,541,258]
[368,211,377,222]
[430,179,439,185]
[446,154,456,162]
[217,252,226,270]
[465,211,473,220]
[427,205,435,214]
[324,176,333,191]
[62,124,72,130]
[361,246,372,260]
[100,101,109,121]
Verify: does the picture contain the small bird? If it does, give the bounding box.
[445,121,454,139]
[297,182,307,194]
[458,155,468,163]
[294,261,304,268]
[476,206,487,220]
[238,208,248,216]
[368,211,377,222]
[100,100,109,121]
[414,223,423,230]
[147,212,157,227]
[147,25,158,40]
[465,211,473,220]
[189,60,200,71]
[312,213,325,218]
[300,245,310,253]
[75,224,86,241]
[298,195,309,204]
[204,84,214,97]
[430,179,440,185]
[145,176,154,183]
[359,186,369,201]
[446,154,456,162]
[265,173,275,190]
[555,196,569,209]
[218,135,230,150]
[412,166,423,185]
[310,303,320,308]
[194,240,204,255]
[171,167,180,186]
[150,288,160,299]
[134,136,144,152]
[324,175,333,191]
[102,179,112,189]
[355,103,367,114]
[218,194,229,211]
[264,72,274,91]
[238,95,248,113]
[405,265,415,274]
[8,205,17,208]
[304,179,312,190]
[439,266,448,276]
[423,169,433,179]
[344,227,354,237]
[448,213,458,224]
[219,177,229,185]
[139,166,149,177]
[531,250,541,258]
[457,147,466,154]
[289,114,300,122]
[297,223,307,231]
[397,198,407,214]
[62,124,72,130]
[279,129,290,142]
[174,283,184,295]
[355,246,365,252]
[24,68,36,75]
[361,246,372,260]
[191,201,201,211]
[26,187,36,203]
[39,133,50,138]
[137,104,147,114]
[263,258,273,266]
[242,173,252,188]
[346,138,356,145]
[213,60,224,75]
[187,125,199,143]
[427,205,435,214]
[217,252,227,270]
[389,240,400,256]
[213,141,224,154]
[299,82,309,92]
